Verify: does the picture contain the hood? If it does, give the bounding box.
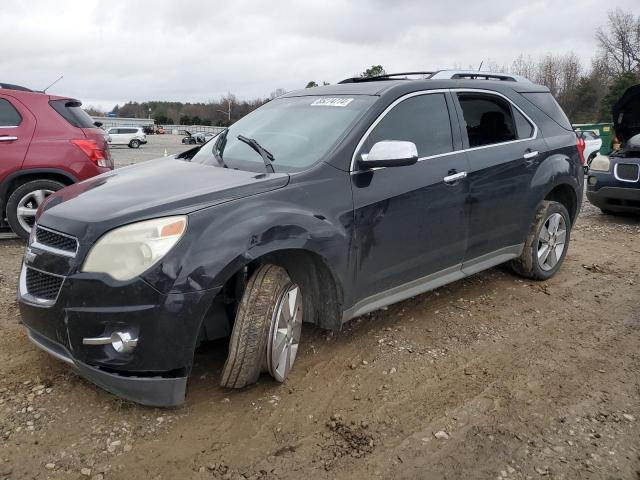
[612,83,640,144]
[38,157,289,241]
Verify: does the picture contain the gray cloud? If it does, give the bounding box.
[1,0,637,110]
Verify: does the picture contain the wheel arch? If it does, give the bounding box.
[530,152,583,226]
[0,168,77,213]
[198,247,344,343]
[543,183,579,225]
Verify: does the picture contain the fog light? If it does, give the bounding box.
[111,332,138,353]
[588,176,597,186]
[83,331,138,353]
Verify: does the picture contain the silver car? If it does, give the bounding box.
[106,127,147,149]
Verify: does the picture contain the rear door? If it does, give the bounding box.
[109,128,127,145]
[452,89,545,272]
[0,94,36,181]
[351,91,469,305]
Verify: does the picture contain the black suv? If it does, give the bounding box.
[18,71,584,406]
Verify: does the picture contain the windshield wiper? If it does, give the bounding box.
[237,135,275,173]
[212,128,229,168]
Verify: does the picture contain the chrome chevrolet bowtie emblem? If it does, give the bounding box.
[25,248,37,264]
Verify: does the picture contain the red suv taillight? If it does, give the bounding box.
[71,139,112,168]
[576,135,586,165]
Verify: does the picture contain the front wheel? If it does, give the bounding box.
[220,264,303,389]
[129,139,141,148]
[6,179,65,240]
[510,200,571,280]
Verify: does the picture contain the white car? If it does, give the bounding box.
[106,127,147,149]
[578,130,603,166]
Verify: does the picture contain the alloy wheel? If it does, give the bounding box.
[267,284,302,382]
[16,189,53,234]
[537,212,566,271]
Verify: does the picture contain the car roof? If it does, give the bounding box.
[283,79,549,98]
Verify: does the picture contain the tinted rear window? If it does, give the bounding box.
[521,92,572,131]
[0,98,22,126]
[49,99,95,128]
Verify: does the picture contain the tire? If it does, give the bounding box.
[220,264,303,389]
[510,200,571,281]
[6,179,65,240]
[129,139,141,149]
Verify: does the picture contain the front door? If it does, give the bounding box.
[350,91,469,311]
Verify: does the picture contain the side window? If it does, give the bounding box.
[0,98,22,127]
[360,93,453,159]
[457,94,517,147]
[513,108,534,139]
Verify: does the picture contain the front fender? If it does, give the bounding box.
[142,164,354,299]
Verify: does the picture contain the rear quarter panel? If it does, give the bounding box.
[511,91,583,233]
[21,95,105,180]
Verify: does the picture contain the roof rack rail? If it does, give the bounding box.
[338,72,435,84]
[429,70,531,83]
[338,70,531,84]
[0,83,33,92]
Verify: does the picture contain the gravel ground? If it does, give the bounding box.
[0,176,638,479]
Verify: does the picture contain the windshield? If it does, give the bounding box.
[190,95,376,172]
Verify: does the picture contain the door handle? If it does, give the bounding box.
[523,150,539,159]
[443,171,467,184]
[0,136,17,142]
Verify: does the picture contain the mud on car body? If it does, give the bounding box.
[18,71,584,406]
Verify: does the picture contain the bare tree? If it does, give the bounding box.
[510,54,537,82]
[596,8,640,76]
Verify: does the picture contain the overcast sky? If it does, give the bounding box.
[1,0,637,110]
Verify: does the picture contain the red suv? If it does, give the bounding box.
[0,83,112,239]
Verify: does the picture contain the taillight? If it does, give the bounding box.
[576,135,586,165]
[71,139,113,168]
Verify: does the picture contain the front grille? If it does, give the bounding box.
[35,226,77,253]
[25,268,64,301]
[616,163,639,181]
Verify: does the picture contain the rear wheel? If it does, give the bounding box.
[6,179,65,240]
[129,139,140,148]
[510,200,571,280]
[220,264,303,389]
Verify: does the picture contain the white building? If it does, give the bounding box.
[91,116,155,130]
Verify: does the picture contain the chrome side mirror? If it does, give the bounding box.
[358,141,418,168]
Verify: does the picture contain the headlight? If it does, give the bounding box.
[590,155,610,172]
[82,216,187,281]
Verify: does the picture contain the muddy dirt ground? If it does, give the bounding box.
[0,198,638,480]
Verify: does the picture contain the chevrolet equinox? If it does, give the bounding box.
[18,71,584,406]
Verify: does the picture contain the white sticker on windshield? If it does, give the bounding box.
[311,98,354,107]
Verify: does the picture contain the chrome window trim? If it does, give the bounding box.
[32,224,79,258]
[19,264,66,307]
[350,88,539,174]
[0,125,20,129]
[613,162,640,183]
